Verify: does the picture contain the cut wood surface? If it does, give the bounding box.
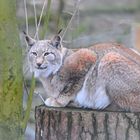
[35,105,140,140]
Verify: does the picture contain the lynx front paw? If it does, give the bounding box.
[44,97,63,107]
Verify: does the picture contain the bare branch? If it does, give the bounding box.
[34,0,47,40]
[62,10,73,16]
[62,0,81,39]
[23,78,29,96]
[23,0,28,34]
[35,92,46,104]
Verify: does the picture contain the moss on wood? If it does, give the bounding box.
[0,0,23,139]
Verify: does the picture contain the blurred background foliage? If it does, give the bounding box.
[17,0,140,139]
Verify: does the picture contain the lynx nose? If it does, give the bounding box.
[36,57,43,67]
[37,62,42,67]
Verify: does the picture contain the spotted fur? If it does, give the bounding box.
[25,33,140,112]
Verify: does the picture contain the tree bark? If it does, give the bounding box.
[35,105,140,140]
[0,0,23,139]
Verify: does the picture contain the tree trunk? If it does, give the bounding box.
[35,105,140,140]
[0,0,23,140]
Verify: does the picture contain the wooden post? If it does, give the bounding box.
[35,105,140,140]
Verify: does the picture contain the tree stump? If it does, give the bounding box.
[35,105,140,140]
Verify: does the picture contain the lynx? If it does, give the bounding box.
[25,32,140,112]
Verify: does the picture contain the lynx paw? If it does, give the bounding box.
[44,97,63,107]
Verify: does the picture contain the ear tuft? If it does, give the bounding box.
[50,35,62,49]
[23,31,36,46]
[57,29,63,35]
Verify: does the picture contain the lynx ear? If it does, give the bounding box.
[50,35,62,49]
[23,31,36,46]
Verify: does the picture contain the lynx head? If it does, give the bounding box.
[25,33,63,78]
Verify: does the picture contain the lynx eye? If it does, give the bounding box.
[32,52,37,56]
[44,52,50,56]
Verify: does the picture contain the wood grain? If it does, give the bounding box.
[35,106,140,140]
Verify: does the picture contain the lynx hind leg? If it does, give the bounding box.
[56,95,75,107]
[94,86,111,109]
[114,93,140,112]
